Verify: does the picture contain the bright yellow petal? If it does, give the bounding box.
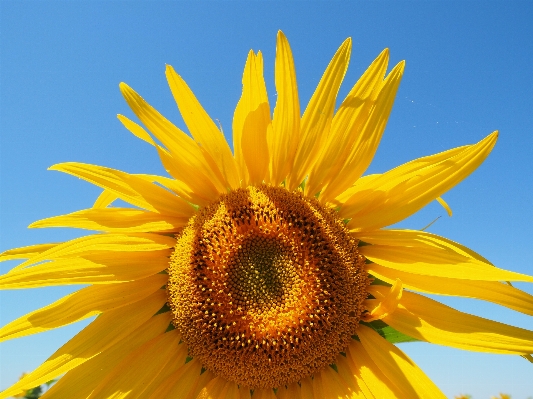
[435,196,452,216]
[50,162,194,217]
[29,207,187,233]
[155,146,220,206]
[2,251,170,288]
[88,330,183,398]
[307,51,401,200]
[0,243,58,262]
[41,313,172,399]
[92,171,207,209]
[363,279,402,322]
[357,229,533,282]
[166,65,240,190]
[116,115,219,205]
[368,263,533,316]
[343,341,405,398]
[117,113,156,146]
[233,50,271,185]
[322,60,404,202]
[139,341,191,399]
[357,325,446,398]
[0,290,166,399]
[376,288,533,355]
[93,189,118,208]
[335,355,371,399]
[269,30,300,186]
[119,83,227,194]
[287,38,351,190]
[13,233,174,270]
[0,274,167,342]
[341,131,498,231]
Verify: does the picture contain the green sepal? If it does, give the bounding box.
[155,302,171,315]
[369,276,392,287]
[359,320,420,344]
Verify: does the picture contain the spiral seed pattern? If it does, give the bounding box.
[167,185,368,389]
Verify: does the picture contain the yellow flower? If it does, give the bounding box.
[1,31,533,398]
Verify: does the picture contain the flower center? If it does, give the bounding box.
[167,186,368,389]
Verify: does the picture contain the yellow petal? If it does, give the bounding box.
[1,251,170,288]
[0,243,58,262]
[88,165,205,209]
[343,340,405,398]
[166,65,240,190]
[139,340,191,399]
[238,384,252,399]
[147,359,209,399]
[269,31,300,186]
[299,377,315,399]
[363,279,402,322]
[251,387,276,399]
[116,115,218,205]
[154,146,219,206]
[287,38,351,190]
[276,382,302,399]
[29,207,187,233]
[377,288,533,355]
[0,290,166,399]
[50,162,194,218]
[314,364,355,399]
[357,229,533,282]
[0,274,167,342]
[120,83,227,194]
[308,51,402,200]
[41,313,172,399]
[88,330,183,398]
[196,376,227,399]
[357,325,446,398]
[435,196,452,216]
[13,233,174,270]
[330,174,379,207]
[117,113,156,146]
[93,189,118,208]
[368,263,533,316]
[335,354,370,399]
[233,50,271,185]
[92,171,200,209]
[341,131,498,231]
[323,60,404,202]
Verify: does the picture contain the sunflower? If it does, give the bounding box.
[1,31,533,399]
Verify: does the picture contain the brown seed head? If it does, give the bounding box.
[167,185,368,389]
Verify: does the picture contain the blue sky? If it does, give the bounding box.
[1,1,532,397]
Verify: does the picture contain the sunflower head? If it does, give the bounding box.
[168,185,368,388]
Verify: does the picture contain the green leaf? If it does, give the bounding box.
[24,386,43,399]
[369,276,391,287]
[359,320,420,344]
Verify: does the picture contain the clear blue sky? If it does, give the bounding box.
[1,1,532,397]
